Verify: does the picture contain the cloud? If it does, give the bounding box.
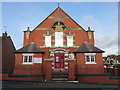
[79,15,118,56]
[95,35,118,49]
[102,45,118,57]
[80,15,101,30]
[95,35,118,56]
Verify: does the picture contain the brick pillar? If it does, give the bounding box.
[68,61,75,80]
[45,61,52,81]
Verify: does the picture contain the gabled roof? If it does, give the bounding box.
[33,6,85,31]
[0,36,16,51]
[74,42,104,53]
[105,55,120,61]
[0,36,10,43]
[14,42,44,53]
[116,55,120,61]
[103,57,107,60]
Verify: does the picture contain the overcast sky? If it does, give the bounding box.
[1,2,118,56]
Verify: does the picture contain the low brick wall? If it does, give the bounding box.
[1,73,120,84]
[104,68,120,76]
[76,74,120,84]
[1,73,44,81]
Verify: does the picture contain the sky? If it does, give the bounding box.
[1,2,118,57]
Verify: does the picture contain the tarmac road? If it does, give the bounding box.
[1,80,120,89]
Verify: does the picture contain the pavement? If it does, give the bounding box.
[1,80,120,89]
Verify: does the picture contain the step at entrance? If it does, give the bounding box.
[52,78,68,81]
[52,69,68,81]
[52,75,68,78]
[52,74,68,81]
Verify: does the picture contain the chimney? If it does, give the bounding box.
[27,27,30,31]
[2,31,7,37]
[88,27,91,31]
[25,27,30,39]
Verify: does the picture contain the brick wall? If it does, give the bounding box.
[23,8,94,46]
[76,53,104,74]
[2,35,16,73]
[13,53,43,75]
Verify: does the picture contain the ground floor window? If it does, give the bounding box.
[22,54,34,64]
[85,53,96,64]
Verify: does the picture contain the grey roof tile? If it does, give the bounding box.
[14,42,44,53]
[74,41,104,53]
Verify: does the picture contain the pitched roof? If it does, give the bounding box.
[107,55,116,59]
[0,36,10,43]
[74,42,104,53]
[0,36,16,51]
[103,57,107,60]
[116,55,120,61]
[105,55,120,61]
[14,42,44,53]
[33,6,85,31]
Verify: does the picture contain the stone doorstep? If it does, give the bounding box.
[52,78,68,81]
[52,78,79,83]
[67,81,79,83]
[52,74,68,78]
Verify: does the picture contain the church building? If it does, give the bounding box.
[13,5,106,81]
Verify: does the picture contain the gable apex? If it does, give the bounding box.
[33,5,85,31]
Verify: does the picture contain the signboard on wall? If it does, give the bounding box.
[69,54,74,59]
[33,57,42,63]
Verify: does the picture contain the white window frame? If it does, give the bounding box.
[22,53,34,65]
[55,32,63,47]
[85,53,96,64]
[45,36,51,47]
[67,36,73,47]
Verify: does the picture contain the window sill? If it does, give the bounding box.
[22,63,33,65]
[85,62,96,64]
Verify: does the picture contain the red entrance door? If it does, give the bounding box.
[54,54,64,69]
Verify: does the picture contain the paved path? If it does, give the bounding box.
[2,80,119,89]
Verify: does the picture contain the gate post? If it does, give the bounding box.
[68,59,75,80]
[45,61,52,81]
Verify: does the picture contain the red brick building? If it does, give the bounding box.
[9,5,119,84]
[13,5,105,81]
[0,32,16,74]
